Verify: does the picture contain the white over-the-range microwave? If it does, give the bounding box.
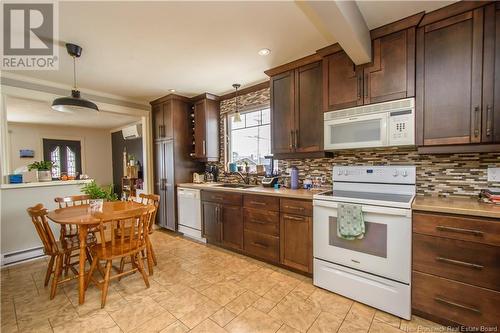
[324,98,415,151]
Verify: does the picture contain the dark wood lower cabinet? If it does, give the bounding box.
[280,214,312,273]
[201,201,221,244]
[221,205,243,250]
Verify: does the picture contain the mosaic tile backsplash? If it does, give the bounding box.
[213,87,500,198]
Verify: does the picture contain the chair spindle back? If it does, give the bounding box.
[27,204,58,255]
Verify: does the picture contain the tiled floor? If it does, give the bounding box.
[1,231,447,333]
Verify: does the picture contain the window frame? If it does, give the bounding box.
[225,106,271,170]
[42,138,82,179]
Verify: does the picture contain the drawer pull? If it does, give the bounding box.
[252,241,268,249]
[434,297,481,314]
[212,196,224,200]
[250,201,266,206]
[435,257,484,270]
[284,205,304,211]
[436,225,484,237]
[284,215,304,221]
[249,219,268,225]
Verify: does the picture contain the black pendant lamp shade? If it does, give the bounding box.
[52,43,98,112]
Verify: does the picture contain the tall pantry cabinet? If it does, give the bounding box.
[150,94,200,231]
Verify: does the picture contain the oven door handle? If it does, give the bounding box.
[313,200,411,217]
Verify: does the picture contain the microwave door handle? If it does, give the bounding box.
[381,116,389,146]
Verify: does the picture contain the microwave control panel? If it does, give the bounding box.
[389,110,414,145]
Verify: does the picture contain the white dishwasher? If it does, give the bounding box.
[177,187,205,242]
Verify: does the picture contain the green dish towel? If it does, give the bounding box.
[337,203,365,240]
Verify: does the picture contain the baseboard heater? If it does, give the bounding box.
[1,246,45,266]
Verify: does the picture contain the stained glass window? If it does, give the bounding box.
[50,146,61,178]
[43,139,82,179]
[66,146,76,176]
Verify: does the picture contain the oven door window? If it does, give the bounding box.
[329,217,387,258]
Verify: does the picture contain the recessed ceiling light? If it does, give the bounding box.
[169,89,176,93]
[258,48,271,56]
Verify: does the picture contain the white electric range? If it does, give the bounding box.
[313,165,416,320]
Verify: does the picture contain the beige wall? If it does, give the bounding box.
[7,122,113,185]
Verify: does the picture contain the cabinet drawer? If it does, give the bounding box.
[244,208,279,236]
[201,191,242,205]
[280,198,312,216]
[412,271,500,329]
[244,194,279,211]
[413,233,500,291]
[413,212,500,246]
[244,229,279,263]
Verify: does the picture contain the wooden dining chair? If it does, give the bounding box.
[119,193,160,276]
[86,205,155,308]
[54,195,96,273]
[27,204,80,299]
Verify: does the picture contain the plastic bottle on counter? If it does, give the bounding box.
[290,167,299,190]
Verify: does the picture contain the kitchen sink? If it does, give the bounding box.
[214,183,257,189]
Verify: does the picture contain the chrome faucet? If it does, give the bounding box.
[235,171,250,184]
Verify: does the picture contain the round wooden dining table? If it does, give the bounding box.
[47,200,144,305]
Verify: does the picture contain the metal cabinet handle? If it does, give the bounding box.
[249,219,268,225]
[295,129,299,149]
[364,74,369,98]
[252,241,268,249]
[202,140,206,156]
[250,201,266,206]
[289,131,293,150]
[284,205,304,211]
[436,225,484,237]
[283,214,305,221]
[474,106,480,137]
[213,196,224,201]
[435,257,484,270]
[357,74,362,98]
[434,297,481,314]
[486,104,492,137]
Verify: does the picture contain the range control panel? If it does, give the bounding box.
[333,166,416,184]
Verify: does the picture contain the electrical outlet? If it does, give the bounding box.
[487,167,500,182]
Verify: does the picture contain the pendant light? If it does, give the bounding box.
[232,83,241,123]
[52,43,98,112]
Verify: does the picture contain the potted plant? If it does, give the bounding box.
[81,181,118,212]
[28,161,55,182]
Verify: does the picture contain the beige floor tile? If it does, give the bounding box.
[190,318,228,333]
[158,286,210,318]
[179,299,221,329]
[17,318,53,333]
[308,311,344,333]
[201,281,247,306]
[252,297,278,313]
[210,308,237,327]
[373,310,401,328]
[369,320,405,333]
[238,272,277,296]
[159,320,189,333]
[226,307,281,333]
[262,281,295,302]
[225,290,260,315]
[52,309,117,333]
[337,302,376,333]
[108,296,161,332]
[277,324,301,333]
[128,310,177,333]
[308,289,352,318]
[1,321,18,333]
[268,295,321,332]
[400,315,447,333]
[289,281,316,300]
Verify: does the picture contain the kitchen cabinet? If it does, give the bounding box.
[270,62,324,157]
[280,199,313,274]
[221,204,243,250]
[201,201,221,244]
[323,29,415,112]
[412,211,500,328]
[150,94,201,231]
[192,94,219,162]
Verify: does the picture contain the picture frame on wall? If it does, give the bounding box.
[19,149,35,158]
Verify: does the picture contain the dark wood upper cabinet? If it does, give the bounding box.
[270,62,324,158]
[221,204,243,250]
[323,51,363,111]
[192,95,220,162]
[416,9,484,146]
[364,28,415,105]
[483,3,500,143]
[270,70,295,154]
[295,62,323,153]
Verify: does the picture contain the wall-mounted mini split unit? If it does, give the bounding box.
[122,124,142,140]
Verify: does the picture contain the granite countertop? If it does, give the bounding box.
[412,196,500,219]
[177,182,324,200]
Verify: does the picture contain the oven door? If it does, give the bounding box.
[313,199,411,284]
[324,112,388,150]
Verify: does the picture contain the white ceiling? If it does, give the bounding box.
[6,96,140,129]
[8,1,455,103]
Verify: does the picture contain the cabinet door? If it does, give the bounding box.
[152,103,163,140]
[280,213,312,273]
[483,3,500,143]
[221,204,243,250]
[416,9,484,146]
[271,70,295,154]
[364,29,414,104]
[323,51,363,111]
[164,140,175,231]
[193,100,207,158]
[163,100,174,139]
[295,62,323,153]
[202,201,221,244]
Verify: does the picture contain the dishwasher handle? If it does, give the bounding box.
[177,188,201,199]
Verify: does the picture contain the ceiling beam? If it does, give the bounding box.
[297,0,372,64]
